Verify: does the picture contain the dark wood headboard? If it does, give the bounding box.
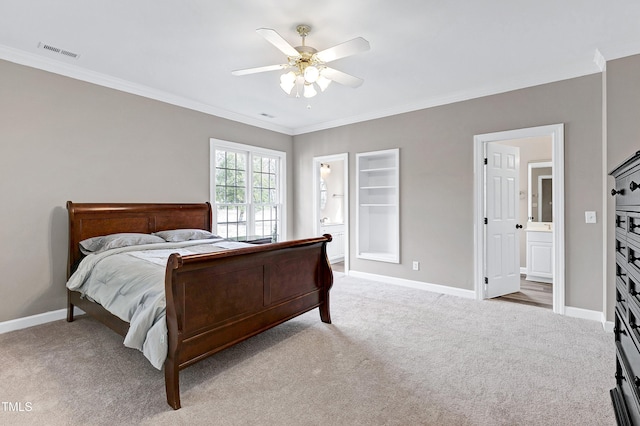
[66,202,212,278]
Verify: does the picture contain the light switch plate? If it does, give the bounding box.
[585,211,597,223]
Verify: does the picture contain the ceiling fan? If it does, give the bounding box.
[232,24,370,98]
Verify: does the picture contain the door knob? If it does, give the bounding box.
[515,224,523,229]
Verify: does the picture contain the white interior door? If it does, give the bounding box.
[485,143,521,298]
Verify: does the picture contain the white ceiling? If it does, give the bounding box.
[2,1,640,135]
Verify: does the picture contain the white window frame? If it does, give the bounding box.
[209,138,287,241]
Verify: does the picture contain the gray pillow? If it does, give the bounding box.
[79,233,165,255]
[153,229,220,242]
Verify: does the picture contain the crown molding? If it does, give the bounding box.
[1,43,613,138]
[596,40,640,64]
[292,58,602,135]
[0,44,295,136]
[593,49,606,72]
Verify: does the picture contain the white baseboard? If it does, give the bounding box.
[520,266,527,275]
[348,271,612,331]
[601,312,614,333]
[348,270,476,299]
[564,306,607,324]
[602,320,615,333]
[0,307,84,334]
[0,308,67,334]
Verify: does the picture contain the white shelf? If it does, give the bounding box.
[358,252,397,262]
[360,167,397,173]
[356,148,399,264]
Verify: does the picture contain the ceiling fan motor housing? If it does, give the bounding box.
[290,46,320,73]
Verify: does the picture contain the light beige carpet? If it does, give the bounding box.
[0,275,615,425]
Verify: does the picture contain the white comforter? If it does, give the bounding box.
[66,239,250,369]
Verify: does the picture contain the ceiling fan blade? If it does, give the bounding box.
[321,67,364,88]
[232,64,289,76]
[315,37,370,63]
[256,28,300,57]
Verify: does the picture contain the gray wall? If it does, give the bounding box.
[7,50,637,324]
[0,59,293,323]
[293,74,603,311]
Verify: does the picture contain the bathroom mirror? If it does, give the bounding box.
[317,160,345,225]
[528,161,552,222]
[320,179,327,211]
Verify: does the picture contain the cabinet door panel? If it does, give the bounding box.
[529,244,552,276]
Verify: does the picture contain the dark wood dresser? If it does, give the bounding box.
[611,150,640,425]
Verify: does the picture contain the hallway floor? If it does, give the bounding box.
[497,275,552,309]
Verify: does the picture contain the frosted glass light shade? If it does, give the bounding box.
[316,75,332,92]
[303,66,319,83]
[303,83,317,98]
[280,71,296,94]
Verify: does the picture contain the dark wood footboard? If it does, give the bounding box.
[163,235,333,409]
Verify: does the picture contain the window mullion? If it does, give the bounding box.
[247,151,253,237]
[211,139,285,242]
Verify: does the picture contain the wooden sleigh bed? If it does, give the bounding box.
[65,201,333,409]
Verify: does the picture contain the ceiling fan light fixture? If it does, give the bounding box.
[303,65,319,83]
[280,71,296,94]
[280,80,295,94]
[316,74,332,92]
[303,83,317,98]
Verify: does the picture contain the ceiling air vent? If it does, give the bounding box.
[37,42,80,59]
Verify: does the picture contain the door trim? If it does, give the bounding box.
[313,153,349,274]
[473,124,565,314]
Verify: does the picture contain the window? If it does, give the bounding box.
[210,139,286,242]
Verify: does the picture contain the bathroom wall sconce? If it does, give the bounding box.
[320,163,331,174]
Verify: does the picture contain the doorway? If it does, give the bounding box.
[474,124,565,314]
[313,153,349,274]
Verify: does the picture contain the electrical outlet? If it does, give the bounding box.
[412,261,420,271]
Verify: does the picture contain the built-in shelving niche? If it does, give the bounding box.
[356,148,399,263]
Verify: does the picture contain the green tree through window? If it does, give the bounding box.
[211,139,285,242]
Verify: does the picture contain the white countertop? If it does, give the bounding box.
[526,222,552,232]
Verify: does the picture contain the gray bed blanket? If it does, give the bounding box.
[66,239,250,369]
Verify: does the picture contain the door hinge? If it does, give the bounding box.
[484,218,488,225]
[484,158,487,165]
[484,277,488,284]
